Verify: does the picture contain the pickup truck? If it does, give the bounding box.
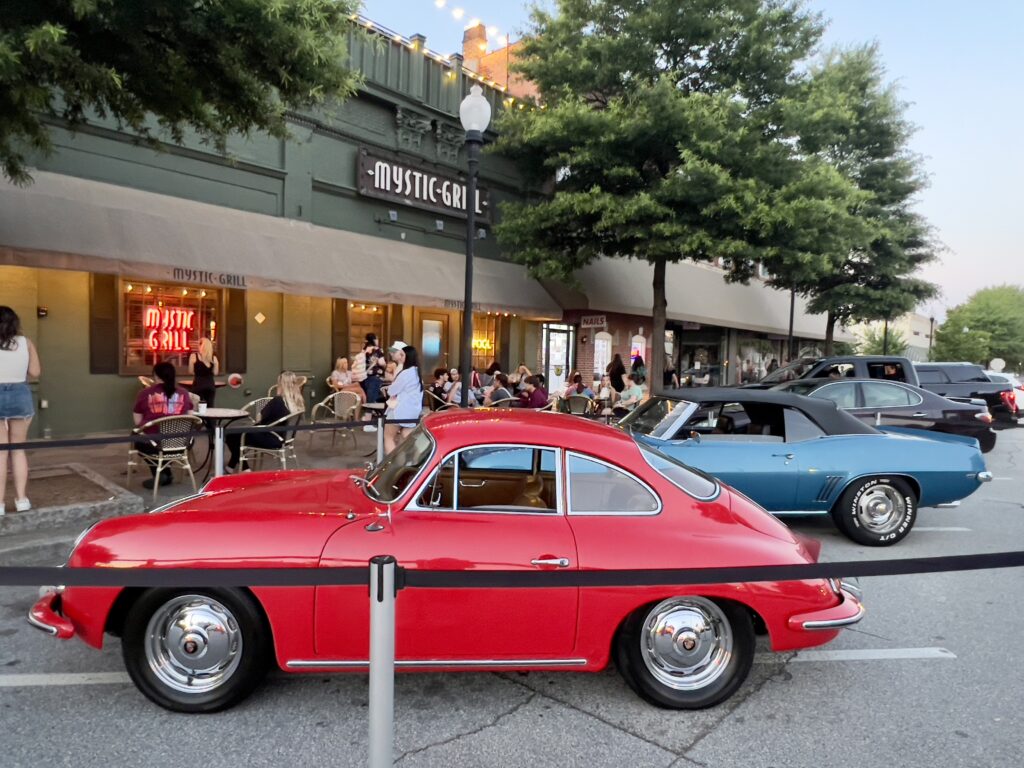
[751,355,1019,427]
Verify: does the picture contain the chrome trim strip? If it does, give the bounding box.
[26,609,58,636]
[769,510,831,516]
[934,501,961,508]
[802,590,865,630]
[977,471,993,483]
[286,658,589,669]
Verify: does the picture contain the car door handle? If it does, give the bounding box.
[459,479,486,487]
[772,453,795,460]
[531,557,570,568]
[911,412,928,417]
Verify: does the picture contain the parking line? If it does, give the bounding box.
[914,526,972,532]
[0,672,130,687]
[789,647,956,663]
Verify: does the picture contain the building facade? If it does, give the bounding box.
[0,17,852,437]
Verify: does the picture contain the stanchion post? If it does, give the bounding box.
[214,425,225,478]
[368,555,397,768]
[376,415,385,465]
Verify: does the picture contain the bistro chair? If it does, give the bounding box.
[241,396,273,423]
[127,414,204,503]
[566,394,597,416]
[423,389,448,411]
[239,411,304,471]
[487,397,518,409]
[137,376,154,388]
[310,391,360,448]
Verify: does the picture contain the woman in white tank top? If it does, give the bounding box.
[0,306,42,515]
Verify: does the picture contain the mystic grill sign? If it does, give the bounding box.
[357,149,490,221]
[145,306,195,352]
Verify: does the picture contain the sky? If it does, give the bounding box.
[361,0,1024,319]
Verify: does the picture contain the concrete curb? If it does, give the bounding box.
[0,463,144,536]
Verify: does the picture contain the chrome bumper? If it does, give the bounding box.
[977,471,993,483]
[789,586,865,631]
[27,590,75,639]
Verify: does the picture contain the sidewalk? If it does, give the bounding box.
[1,425,377,538]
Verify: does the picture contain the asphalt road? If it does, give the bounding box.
[1,429,1022,767]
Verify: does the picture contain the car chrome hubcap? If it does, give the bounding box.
[640,597,733,691]
[856,485,906,534]
[145,595,242,694]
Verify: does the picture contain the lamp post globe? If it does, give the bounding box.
[458,85,491,407]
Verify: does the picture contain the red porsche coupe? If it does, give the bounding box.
[30,410,863,713]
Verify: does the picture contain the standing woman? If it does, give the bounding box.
[188,337,219,406]
[383,344,422,454]
[607,354,627,393]
[0,307,41,514]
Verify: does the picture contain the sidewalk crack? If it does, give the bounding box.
[393,689,537,765]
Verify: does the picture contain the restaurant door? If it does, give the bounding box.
[417,311,450,376]
[542,323,575,393]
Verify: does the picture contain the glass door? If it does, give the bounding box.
[543,323,575,393]
[418,312,449,377]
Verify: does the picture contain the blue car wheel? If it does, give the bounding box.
[832,476,917,546]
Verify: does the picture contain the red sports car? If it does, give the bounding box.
[30,410,863,713]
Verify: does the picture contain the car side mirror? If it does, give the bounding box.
[689,430,702,443]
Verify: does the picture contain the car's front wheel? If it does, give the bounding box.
[615,597,754,709]
[833,476,917,546]
[122,588,271,713]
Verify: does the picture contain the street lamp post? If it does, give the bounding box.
[458,85,491,407]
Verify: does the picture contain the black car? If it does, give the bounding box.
[774,378,996,453]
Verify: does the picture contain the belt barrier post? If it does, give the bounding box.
[376,415,385,465]
[213,425,225,478]
[368,555,397,768]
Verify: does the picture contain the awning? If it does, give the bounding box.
[557,257,855,342]
[0,172,561,319]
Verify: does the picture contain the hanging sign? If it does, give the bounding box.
[357,149,490,221]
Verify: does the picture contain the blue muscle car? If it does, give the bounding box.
[621,388,992,546]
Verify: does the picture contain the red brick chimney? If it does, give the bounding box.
[462,22,487,72]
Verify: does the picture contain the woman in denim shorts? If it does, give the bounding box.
[0,306,42,515]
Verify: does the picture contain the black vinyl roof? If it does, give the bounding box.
[661,386,878,435]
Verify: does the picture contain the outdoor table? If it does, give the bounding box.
[197,407,249,480]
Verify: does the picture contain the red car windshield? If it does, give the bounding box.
[364,427,434,502]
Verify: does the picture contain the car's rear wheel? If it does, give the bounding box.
[122,588,271,713]
[833,476,916,546]
[615,597,754,709]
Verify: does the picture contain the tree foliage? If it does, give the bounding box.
[932,286,1024,366]
[0,0,361,183]
[771,45,937,350]
[858,325,908,356]
[494,0,868,390]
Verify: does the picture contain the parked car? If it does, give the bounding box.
[773,378,997,452]
[916,363,1018,427]
[620,388,992,546]
[986,370,1024,399]
[30,410,863,713]
[749,355,1018,427]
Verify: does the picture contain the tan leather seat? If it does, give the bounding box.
[513,476,548,509]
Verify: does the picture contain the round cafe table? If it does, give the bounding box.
[197,408,249,480]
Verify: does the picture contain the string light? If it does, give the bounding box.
[435,0,445,6]
[452,8,464,20]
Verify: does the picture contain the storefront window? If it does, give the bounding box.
[737,335,778,385]
[121,280,222,374]
[630,334,647,364]
[349,303,386,359]
[472,312,499,371]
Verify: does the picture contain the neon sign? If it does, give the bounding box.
[145,306,195,352]
[471,337,494,352]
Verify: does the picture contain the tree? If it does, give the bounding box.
[1,0,361,184]
[858,325,907,356]
[768,45,937,353]
[494,0,866,391]
[932,286,1024,366]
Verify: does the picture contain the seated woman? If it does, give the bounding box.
[562,372,595,400]
[484,372,514,406]
[427,368,449,409]
[133,361,195,489]
[327,357,365,402]
[225,371,304,471]
[446,370,478,406]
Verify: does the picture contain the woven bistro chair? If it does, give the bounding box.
[127,414,205,502]
[423,389,449,411]
[566,394,597,416]
[487,397,518,409]
[239,411,304,471]
[241,397,273,423]
[310,391,361,448]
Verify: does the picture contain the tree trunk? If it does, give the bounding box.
[882,318,889,355]
[651,258,667,395]
[824,311,836,356]
[787,287,796,362]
